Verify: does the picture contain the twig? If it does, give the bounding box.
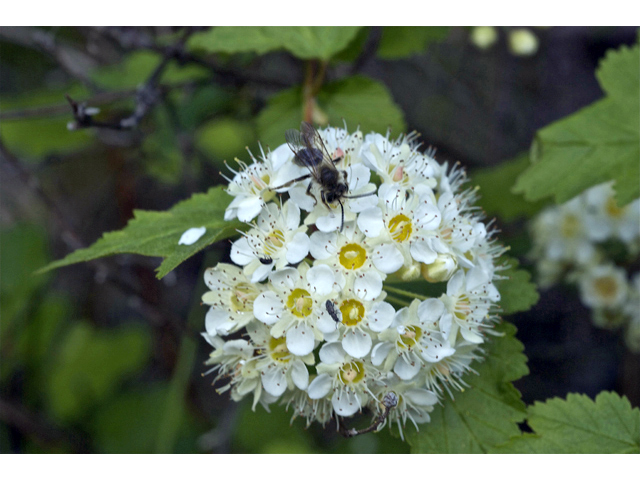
[338,392,398,438]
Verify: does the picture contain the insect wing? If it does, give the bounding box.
[303,122,341,175]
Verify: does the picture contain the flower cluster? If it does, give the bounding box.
[529,182,640,351]
[202,124,506,437]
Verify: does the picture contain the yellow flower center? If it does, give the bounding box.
[455,294,471,320]
[339,243,367,270]
[339,360,365,384]
[231,283,259,312]
[594,277,618,301]
[268,336,290,363]
[560,214,580,238]
[605,197,624,219]
[264,229,285,255]
[396,325,422,349]
[339,299,365,327]
[286,288,313,318]
[388,214,413,242]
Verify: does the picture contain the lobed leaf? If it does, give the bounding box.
[40,186,243,279]
[407,322,528,453]
[188,27,363,61]
[494,256,539,315]
[491,392,640,453]
[514,43,640,206]
[472,154,548,221]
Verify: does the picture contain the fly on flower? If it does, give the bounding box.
[273,122,374,232]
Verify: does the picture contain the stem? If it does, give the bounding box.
[384,285,428,301]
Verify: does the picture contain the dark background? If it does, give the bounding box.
[1,26,638,453]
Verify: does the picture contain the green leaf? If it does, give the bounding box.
[40,186,243,279]
[495,256,539,315]
[407,322,528,453]
[514,43,640,206]
[47,322,151,421]
[472,154,548,221]
[256,75,406,148]
[492,392,640,453]
[377,27,450,59]
[188,27,363,61]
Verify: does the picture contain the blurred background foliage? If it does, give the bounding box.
[1,26,638,454]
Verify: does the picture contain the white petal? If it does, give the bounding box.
[250,263,273,283]
[368,301,395,332]
[410,240,437,264]
[288,183,315,211]
[307,265,335,296]
[284,201,301,230]
[404,389,438,406]
[466,266,489,291]
[357,207,384,238]
[332,390,361,417]
[205,307,229,336]
[372,244,404,274]
[290,359,309,390]
[347,164,371,191]
[371,341,394,366]
[446,270,465,296]
[319,342,346,364]
[394,357,421,380]
[349,193,378,213]
[414,203,441,230]
[460,327,484,344]
[342,331,372,358]
[285,232,310,264]
[417,298,445,324]
[237,197,263,222]
[230,237,254,266]
[309,231,336,260]
[308,374,332,399]
[440,313,453,339]
[253,291,282,325]
[222,339,251,356]
[286,323,315,356]
[178,226,206,245]
[353,272,383,301]
[316,212,343,232]
[262,368,287,397]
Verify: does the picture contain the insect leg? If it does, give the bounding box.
[306,181,318,206]
[271,173,312,191]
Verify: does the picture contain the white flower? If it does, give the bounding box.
[307,342,379,417]
[361,131,437,201]
[253,264,335,356]
[230,201,309,282]
[578,263,628,310]
[372,299,455,380]
[246,322,314,397]
[224,144,291,222]
[583,182,640,246]
[201,263,265,339]
[372,373,439,440]
[309,226,389,299]
[439,267,500,346]
[357,190,442,270]
[316,280,396,358]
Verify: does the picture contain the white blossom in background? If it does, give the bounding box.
[203,123,507,437]
[529,182,640,352]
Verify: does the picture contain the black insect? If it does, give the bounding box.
[325,300,341,324]
[258,256,273,265]
[273,122,374,232]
